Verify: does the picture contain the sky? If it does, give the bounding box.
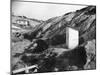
[12,0,87,20]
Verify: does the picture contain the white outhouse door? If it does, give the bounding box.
[66,27,79,49]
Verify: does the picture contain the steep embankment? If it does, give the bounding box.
[26,6,96,46]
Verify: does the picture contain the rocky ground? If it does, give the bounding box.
[11,6,96,74]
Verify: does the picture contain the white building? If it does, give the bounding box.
[16,20,28,26]
[66,27,79,49]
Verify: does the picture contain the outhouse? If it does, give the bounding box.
[66,27,79,49]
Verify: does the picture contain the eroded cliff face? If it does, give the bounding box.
[21,6,96,45]
[42,6,96,44]
[11,6,96,73]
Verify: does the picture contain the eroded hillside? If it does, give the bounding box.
[11,6,96,74]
